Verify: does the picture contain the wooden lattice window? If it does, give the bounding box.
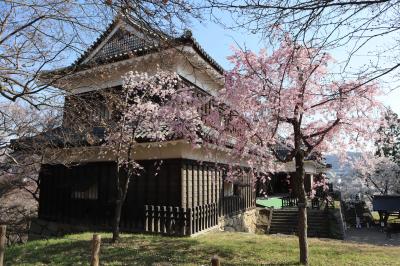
[71,178,98,200]
[91,29,151,62]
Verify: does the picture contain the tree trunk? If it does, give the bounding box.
[294,151,308,265]
[112,170,130,243]
[112,197,123,243]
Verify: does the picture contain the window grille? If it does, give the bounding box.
[71,183,98,200]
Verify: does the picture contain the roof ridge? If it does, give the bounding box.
[74,14,173,67]
[42,15,225,76]
[177,30,225,74]
[73,16,121,66]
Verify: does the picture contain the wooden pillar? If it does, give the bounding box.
[208,166,212,204]
[216,169,221,216]
[90,234,101,266]
[188,208,193,235]
[198,165,202,206]
[211,255,220,266]
[181,163,187,208]
[187,164,193,209]
[193,164,198,207]
[215,168,219,204]
[198,163,203,206]
[247,172,250,209]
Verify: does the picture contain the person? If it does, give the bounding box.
[355,215,361,229]
[386,223,392,239]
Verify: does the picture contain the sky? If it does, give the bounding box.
[189,19,400,115]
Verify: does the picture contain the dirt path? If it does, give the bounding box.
[345,227,400,246]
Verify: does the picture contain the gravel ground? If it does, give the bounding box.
[345,227,400,246]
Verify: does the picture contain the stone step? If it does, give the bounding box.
[270,224,329,229]
[273,228,329,231]
[272,216,328,223]
[272,211,328,215]
[273,210,328,214]
[270,228,329,233]
[269,231,330,237]
[271,219,328,222]
[269,208,330,238]
[270,219,328,224]
[269,226,329,230]
[270,224,328,228]
[270,224,328,229]
[269,228,330,233]
[272,213,327,217]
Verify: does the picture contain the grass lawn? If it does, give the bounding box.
[256,197,282,209]
[371,211,400,224]
[4,232,400,266]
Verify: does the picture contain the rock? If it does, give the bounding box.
[224,226,235,232]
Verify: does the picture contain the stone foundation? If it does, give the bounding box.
[328,206,346,239]
[218,207,273,234]
[254,207,273,234]
[31,208,275,239]
[28,218,95,240]
[219,208,257,233]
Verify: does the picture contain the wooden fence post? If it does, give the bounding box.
[90,234,101,266]
[211,255,220,266]
[0,225,6,266]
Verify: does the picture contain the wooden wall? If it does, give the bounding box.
[38,158,256,233]
[180,159,255,217]
[120,159,181,229]
[39,162,116,226]
[39,159,181,231]
[181,160,222,209]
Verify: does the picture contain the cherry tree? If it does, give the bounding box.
[353,154,400,197]
[352,109,400,200]
[205,1,400,93]
[214,37,382,265]
[376,109,400,165]
[104,70,202,242]
[352,152,400,226]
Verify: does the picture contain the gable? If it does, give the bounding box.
[40,15,225,86]
[80,18,161,65]
[86,27,156,64]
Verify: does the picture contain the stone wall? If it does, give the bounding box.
[28,218,94,240]
[218,208,257,233]
[218,207,273,234]
[254,207,273,234]
[328,206,346,239]
[31,208,275,239]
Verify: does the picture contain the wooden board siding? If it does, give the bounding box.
[38,158,256,235]
[120,159,182,230]
[39,162,116,226]
[180,159,255,216]
[39,159,182,231]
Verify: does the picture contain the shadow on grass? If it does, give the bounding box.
[100,235,235,265]
[5,233,301,265]
[259,260,300,265]
[6,239,91,265]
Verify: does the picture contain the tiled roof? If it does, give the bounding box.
[42,15,224,76]
[73,18,121,66]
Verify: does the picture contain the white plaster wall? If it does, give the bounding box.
[54,47,223,97]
